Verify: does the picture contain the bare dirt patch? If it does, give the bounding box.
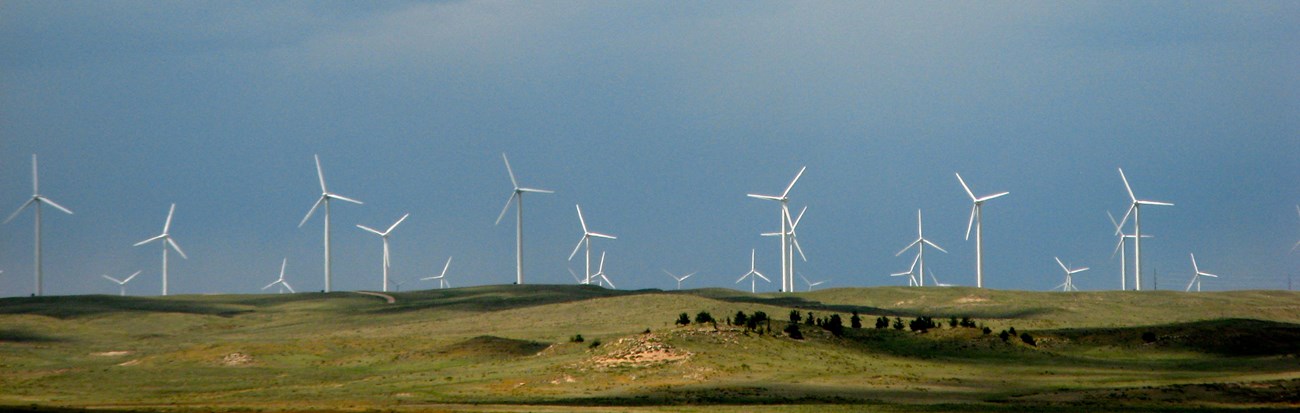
[221,352,253,366]
[92,350,131,357]
[955,295,989,304]
[589,333,691,368]
[117,359,141,367]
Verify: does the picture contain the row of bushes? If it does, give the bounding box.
[673,310,1037,346]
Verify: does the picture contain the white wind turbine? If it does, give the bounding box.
[568,205,616,285]
[747,166,806,293]
[663,269,696,290]
[890,253,921,287]
[5,155,74,296]
[1115,168,1173,291]
[495,153,554,285]
[299,155,363,293]
[761,206,808,289]
[134,203,187,296]
[735,249,770,293]
[262,258,295,294]
[895,210,947,287]
[1108,211,1152,291]
[590,251,616,289]
[1185,253,1219,292]
[357,213,409,293]
[955,173,1009,288]
[101,271,141,296]
[389,278,407,292]
[1053,257,1088,292]
[797,273,826,292]
[422,256,453,289]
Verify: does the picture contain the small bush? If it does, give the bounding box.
[999,330,1010,342]
[789,310,802,324]
[875,316,889,329]
[982,326,992,335]
[733,311,748,327]
[909,316,939,333]
[695,311,715,324]
[949,316,959,328]
[892,317,905,331]
[589,339,602,349]
[850,311,862,329]
[784,323,804,340]
[824,314,845,336]
[1141,331,1157,343]
[570,334,585,343]
[642,328,651,334]
[805,312,815,326]
[1020,332,1036,346]
[676,313,691,326]
[960,317,976,328]
[1009,327,1017,336]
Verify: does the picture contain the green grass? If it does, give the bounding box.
[2,285,1299,412]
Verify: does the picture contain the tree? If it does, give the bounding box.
[982,326,992,335]
[824,314,844,336]
[892,317,905,331]
[789,309,802,324]
[784,323,804,340]
[1020,332,1036,346]
[805,312,815,326]
[909,316,938,333]
[676,313,691,326]
[1008,327,1017,337]
[960,316,976,328]
[850,311,862,329]
[752,311,769,324]
[875,316,889,329]
[999,330,1010,342]
[734,311,748,327]
[1141,331,1157,343]
[695,311,714,324]
[948,316,959,328]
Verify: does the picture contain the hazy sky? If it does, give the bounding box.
[2,1,1297,297]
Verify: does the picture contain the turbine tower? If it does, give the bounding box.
[735,249,770,293]
[568,204,616,285]
[1115,168,1173,291]
[663,270,696,290]
[262,259,295,294]
[299,155,363,293]
[422,256,453,289]
[134,203,187,296]
[955,173,1008,288]
[747,166,806,293]
[357,213,409,292]
[101,271,141,296]
[1108,211,1151,291]
[761,206,808,289]
[1185,253,1219,292]
[495,153,554,285]
[1053,257,1089,292]
[5,155,74,296]
[895,210,947,287]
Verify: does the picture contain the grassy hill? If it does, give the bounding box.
[2,285,1298,412]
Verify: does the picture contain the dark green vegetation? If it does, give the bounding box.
[2,285,1299,412]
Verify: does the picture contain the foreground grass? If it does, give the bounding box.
[2,285,1299,412]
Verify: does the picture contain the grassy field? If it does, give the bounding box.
[1,285,1298,412]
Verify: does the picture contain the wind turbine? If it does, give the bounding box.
[735,249,770,293]
[134,203,187,296]
[1292,205,1299,252]
[1108,211,1152,291]
[262,259,295,294]
[357,213,409,292]
[895,210,947,287]
[1185,253,1219,292]
[1053,257,1089,292]
[495,153,554,285]
[389,278,407,292]
[663,269,696,290]
[422,256,453,289]
[761,205,808,290]
[591,251,615,289]
[101,271,141,296]
[299,154,363,293]
[747,166,806,293]
[568,205,616,285]
[797,273,826,292]
[5,155,74,296]
[1115,168,1173,291]
[955,173,1008,288]
[890,253,921,286]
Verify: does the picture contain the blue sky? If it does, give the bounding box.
[2,1,1297,296]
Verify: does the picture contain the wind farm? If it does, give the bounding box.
[2,2,1296,412]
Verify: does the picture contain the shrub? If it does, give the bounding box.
[1020,332,1036,346]
[824,314,845,336]
[805,312,815,326]
[789,310,802,324]
[850,311,862,329]
[752,311,769,324]
[784,323,804,340]
[999,330,1010,342]
[1008,327,1017,337]
[695,311,715,324]
[734,311,748,327]
[570,334,585,343]
[1141,331,1157,343]
[909,316,939,333]
[982,326,992,335]
[875,316,889,329]
[589,339,601,349]
[643,328,651,334]
[892,317,905,330]
[960,317,976,328]
[676,313,691,326]
[949,316,959,328]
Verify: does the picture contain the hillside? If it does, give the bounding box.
[2,285,1299,412]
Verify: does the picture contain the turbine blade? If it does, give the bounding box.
[39,197,74,215]
[1111,237,1124,260]
[662,269,675,278]
[495,192,517,226]
[356,225,384,236]
[164,203,175,233]
[955,172,976,201]
[908,252,920,272]
[735,273,748,284]
[977,192,1010,202]
[31,154,39,194]
[1116,205,1135,235]
[923,238,947,253]
[568,236,585,261]
[123,271,141,283]
[747,194,782,201]
[790,206,807,228]
[965,204,976,240]
[263,280,278,290]
[440,256,452,278]
[386,213,410,233]
[761,231,782,237]
[1201,272,1218,278]
[315,155,327,192]
[299,197,324,228]
[589,232,617,240]
[283,281,294,293]
[134,234,166,246]
[102,275,122,283]
[575,204,587,233]
[792,238,807,261]
[501,153,518,189]
[1185,276,1197,292]
[1107,210,1120,231]
[1055,257,1068,272]
[601,273,615,289]
[754,271,770,282]
[327,193,363,205]
[1118,168,1136,202]
[280,258,287,280]
[1074,267,1090,273]
[896,239,921,257]
[598,251,606,272]
[682,272,695,280]
[518,187,553,194]
[1137,200,1174,206]
[167,238,188,259]
[567,268,582,283]
[781,166,806,198]
[5,198,35,224]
